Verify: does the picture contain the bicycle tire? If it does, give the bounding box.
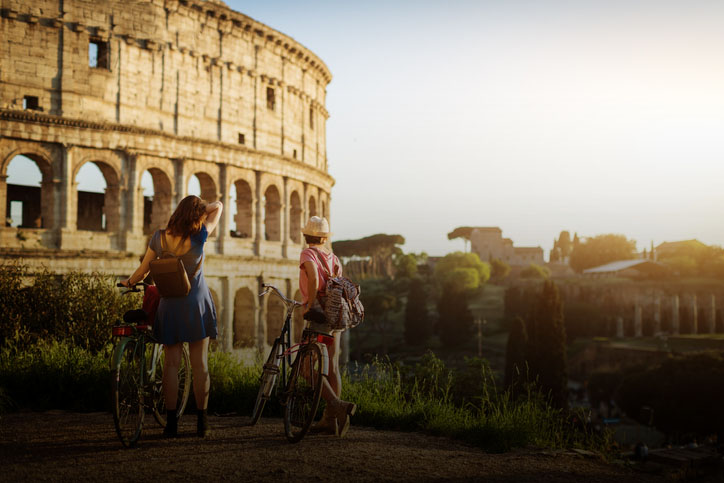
[250,340,281,426]
[111,338,144,447]
[283,342,324,443]
[151,343,191,427]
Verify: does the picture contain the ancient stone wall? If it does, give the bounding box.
[0,0,331,361]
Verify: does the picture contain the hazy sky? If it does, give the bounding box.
[9,1,724,256]
[228,0,724,256]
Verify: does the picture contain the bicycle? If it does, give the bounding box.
[110,282,191,447]
[250,283,333,443]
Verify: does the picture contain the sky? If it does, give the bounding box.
[8,0,724,256]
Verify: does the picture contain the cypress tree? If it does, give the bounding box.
[404,277,432,346]
[437,284,474,348]
[504,316,528,392]
[527,280,568,408]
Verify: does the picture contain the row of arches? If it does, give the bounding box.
[3,151,330,250]
[232,287,304,349]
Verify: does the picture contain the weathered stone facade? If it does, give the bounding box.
[469,227,544,266]
[0,0,333,360]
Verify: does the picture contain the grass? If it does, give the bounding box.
[0,340,612,454]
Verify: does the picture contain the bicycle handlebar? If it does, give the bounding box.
[116,282,145,293]
[259,283,303,308]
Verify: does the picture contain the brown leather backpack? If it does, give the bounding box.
[149,231,201,298]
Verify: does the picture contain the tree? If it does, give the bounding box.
[434,251,490,292]
[526,281,568,408]
[394,252,419,279]
[551,231,573,263]
[333,234,405,279]
[490,258,511,282]
[447,227,476,252]
[437,284,474,349]
[504,316,528,392]
[360,279,399,355]
[520,263,550,279]
[404,277,432,346]
[569,233,637,272]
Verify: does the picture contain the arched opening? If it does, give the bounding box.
[308,195,317,218]
[5,154,45,228]
[292,289,304,343]
[187,172,217,202]
[289,191,302,244]
[266,294,285,346]
[233,287,256,348]
[76,161,119,232]
[322,199,328,219]
[230,179,252,238]
[263,185,281,241]
[142,168,173,235]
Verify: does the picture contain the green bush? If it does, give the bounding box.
[0,263,141,352]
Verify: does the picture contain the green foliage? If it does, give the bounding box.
[504,317,528,391]
[527,281,568,409]
[490,258,511,281]
[0,263,141,352]
[437,285,474,348]
[520,263,550,279]
[551,231,573,263]
[447,227,476,241]
[569,234,637,273]
[332,234,405,258]
[393,252,419,279]
[404,277,432,346]
[434,251,490,292]
[615,352,724,438]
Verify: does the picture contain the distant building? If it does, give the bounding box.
[468,227,544,266]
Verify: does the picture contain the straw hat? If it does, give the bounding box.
[301,216,332,237]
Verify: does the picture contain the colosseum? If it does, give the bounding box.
[0,0,334,359]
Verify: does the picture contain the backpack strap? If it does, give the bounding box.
[309,247,340,279]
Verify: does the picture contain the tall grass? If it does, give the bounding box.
[0,341,610,454]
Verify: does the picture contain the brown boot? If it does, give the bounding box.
[329,399,357,438]
[311,406,337,435]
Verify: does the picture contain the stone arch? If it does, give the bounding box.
[263,184,281,241]
[289,190,302,244]
[266,291,285,345]
[3,152,54,229]
[74,159,121,232]
[142,167,173,234]
[233,287,256,348]
[190,172,218,203]
[321,197,328,220]
[292,289,304,343]
[308,195,317,218]
[231,179,253,238]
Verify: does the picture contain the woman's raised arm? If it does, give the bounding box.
[204,201,223,235]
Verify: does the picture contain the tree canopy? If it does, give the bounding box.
[447,227,476,241]
[569,234,637,272]
[434,251,490,292]
[333,234,405,279]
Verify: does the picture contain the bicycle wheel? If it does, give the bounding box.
[284,342,324,443]
[151,343,191,427]
[111,338,144,447]
[250,340,282,426]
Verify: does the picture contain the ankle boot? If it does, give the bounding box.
[163,409,178,437]
[197,409,211,437]
[329,399,356,438]
[311,406,338,435]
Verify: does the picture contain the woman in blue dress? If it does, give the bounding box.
[122,195,223,437]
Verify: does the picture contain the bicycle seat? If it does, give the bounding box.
[123,309,148,324]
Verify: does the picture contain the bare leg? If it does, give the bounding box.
[189,337,210,410]
[163,343,183,410]
[325,332,342,398]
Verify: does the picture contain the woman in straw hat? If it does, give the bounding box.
[299,215,357,437]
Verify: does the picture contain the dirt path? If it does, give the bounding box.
[0,411,666,482]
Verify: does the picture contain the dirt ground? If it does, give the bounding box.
[0,410,673,482]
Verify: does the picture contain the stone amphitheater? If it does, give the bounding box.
[0,0,334,359]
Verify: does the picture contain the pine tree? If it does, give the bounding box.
[404,277,432,346]
[437,284,474,348]
[504,316,528,392]
[526,281,568,408]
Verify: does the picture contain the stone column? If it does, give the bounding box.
[217,163,230,254]
[282,176,289,258]
[707,294,716,334]
[671,295,680,335]
[653,294,662,335]
[173,158,186,205]
[616,316,624,338]
[256,275,267,351]
[253,171,263,256]
[691,294,698,334]
[634,300,643,337]
[219,276,232,351]
[0,175,7,225]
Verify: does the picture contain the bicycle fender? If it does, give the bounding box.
[319,344,329,377]
[110,337,135,370]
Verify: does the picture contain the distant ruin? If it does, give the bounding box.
[0,0,333,359]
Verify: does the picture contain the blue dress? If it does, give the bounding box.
[150,225,217,345]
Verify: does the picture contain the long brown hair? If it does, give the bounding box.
[165,195,207,238]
